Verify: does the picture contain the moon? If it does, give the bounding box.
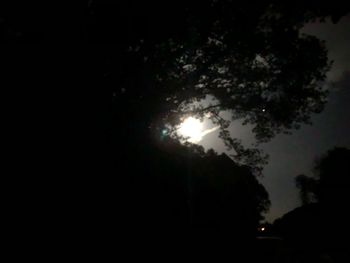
[178,117,204,143]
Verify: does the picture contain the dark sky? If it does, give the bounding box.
[200,15,350,222]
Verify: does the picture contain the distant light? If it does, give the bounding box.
[262,108,266,112]
[261,227,265,232]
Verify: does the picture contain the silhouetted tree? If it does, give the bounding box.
[122,138,270,247]
[295,174,318,205]
[275,148,350,253]
[2,2,349,174]
[96,1,349,174]
[314,147,350,205]
[295,147,350,205]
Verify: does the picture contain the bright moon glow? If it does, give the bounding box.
[178,117,220,143]
[178,117,203,143]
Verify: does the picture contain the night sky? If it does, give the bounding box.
[200,15,350,222]
[2,2,348,224]
[3,3,350,256]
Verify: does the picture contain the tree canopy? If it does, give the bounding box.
[274,148,350,250]
[295,147,350,206]
[117,138,270,240]
[92,1,345,173]
[2,2,349,172]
